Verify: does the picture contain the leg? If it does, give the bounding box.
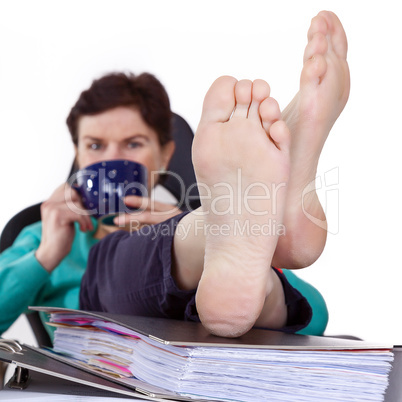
[173,76,291,337]
[274,11,350,268]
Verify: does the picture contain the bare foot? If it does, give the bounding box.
[192,76,290,337]
[276,10,350,268]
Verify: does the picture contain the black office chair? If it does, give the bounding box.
[0,112,200,347]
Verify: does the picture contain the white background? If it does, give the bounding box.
[1,0,401,345]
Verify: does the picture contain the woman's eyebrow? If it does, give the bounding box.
[81,135,102,141]
[124,134,150,142]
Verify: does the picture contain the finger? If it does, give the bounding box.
[60,209,93,232]
[47,184,86,215]
[124,196,179,214]
[123,195,150,210]
[77,213,94,232]
[42,200,93,232]
[113,208,182,227]
[65,185,85,205]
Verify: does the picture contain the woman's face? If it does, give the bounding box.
[75,106,174,190]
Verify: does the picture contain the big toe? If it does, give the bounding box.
[309,11,348,59]
[199,76,238,125]
[325,11,348,59]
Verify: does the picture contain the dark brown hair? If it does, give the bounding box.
[66,72,172,146]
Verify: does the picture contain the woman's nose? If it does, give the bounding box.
[104,145,122,161]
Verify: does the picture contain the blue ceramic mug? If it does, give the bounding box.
[72,159,148,224]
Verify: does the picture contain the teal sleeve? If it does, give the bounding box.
[0,219,99,340]
[282,269,329,336]
[0,222,50,335]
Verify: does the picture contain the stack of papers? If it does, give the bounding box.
[40,309,394,402]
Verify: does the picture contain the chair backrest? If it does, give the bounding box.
[0,203,43,253]
[165,113,200,210]
[0,112,199,347]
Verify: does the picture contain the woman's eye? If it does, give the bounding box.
[89,143,101,150]
[128,141,142,149]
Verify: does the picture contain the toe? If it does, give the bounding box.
[269,120,291,152]
[233,79,253,118]
[303,31,328,62]
[248,79,271,120]
[300,53,327,87]
[259,97,281,134]
[318,11,348,59]
[307,13,328,41]
[200,76,238,124]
